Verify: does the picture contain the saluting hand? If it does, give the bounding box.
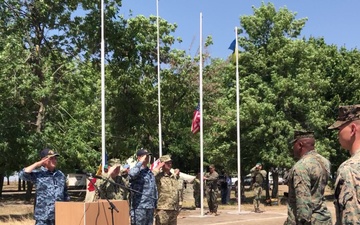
[174,168,180,176]
[155,162,165,170]
[139,155,147,162]
[39,156,51,167]
[108,166,120,178]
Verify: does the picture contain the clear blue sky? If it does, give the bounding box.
[121,0,360,59]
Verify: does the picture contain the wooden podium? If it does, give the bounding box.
[55,200,129,225]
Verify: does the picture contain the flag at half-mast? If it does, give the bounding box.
[191,103,200,134]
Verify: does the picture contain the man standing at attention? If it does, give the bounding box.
[204,164,219,215]
[328,104,360,224]
[19,148,69,225]
[152,155,180,225]
[129,148,158,225]
[284,131,332,225]
[250,163,266,213]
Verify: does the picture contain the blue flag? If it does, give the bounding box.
[228,39,236,52]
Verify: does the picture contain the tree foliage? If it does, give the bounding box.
[1,1,360,198]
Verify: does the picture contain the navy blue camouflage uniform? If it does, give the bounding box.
[19,166,69,225]
[129,161,158,225]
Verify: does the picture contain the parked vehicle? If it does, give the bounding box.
[269,172,285,185]
[243,175,252,186]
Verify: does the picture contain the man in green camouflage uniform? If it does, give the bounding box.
[177,178,186,210]
[329,104,360,225]
[284,131,332,225]
[192,173,201,208]
[121,164,130,201]
[95,158,127,201]
[153,155,180,225]
[204,164,219,215]
[250,163,266,213]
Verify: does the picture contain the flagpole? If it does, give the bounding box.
[101,0,106,173]
[156,0,162,157]
[199,12,204,217]
[235,26,241,212]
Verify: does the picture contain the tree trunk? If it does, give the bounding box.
[0,173,4,198]
[271,172,279,199]
[25,181,33,201]
[18,178,21,191]
[265,171,270,201]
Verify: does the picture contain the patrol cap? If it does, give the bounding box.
[328,104,360,129]
[291,130,314,144]
[108,158,121,168]
[136,148,152,156]
[40,148,59,159]
[209,164,215,169]
[159,155,172,163]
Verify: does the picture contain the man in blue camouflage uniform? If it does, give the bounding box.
[19,148,69,225]
[129,148,158,225]
[329,104,360,224]
[284,131,332,225]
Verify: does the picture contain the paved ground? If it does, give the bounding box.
[175,184,336,225]
[178,209,287,225]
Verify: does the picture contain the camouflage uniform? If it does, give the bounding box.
[94,158,127,201]
[250,165,266,212]
[284,150,332,225]
[129,161,158,225]
[94,172,127,200]
[177,179,185,209]
[153,160,180,225]
[192,177,201,208]
[204,169,219,214]
[328,104,360,225]
[333,150,360,224]
[19,166,69,225]
[122,172,130,200]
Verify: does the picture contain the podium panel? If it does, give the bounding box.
[55,200,129,225]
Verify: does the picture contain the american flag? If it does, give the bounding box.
[191,103,200,134]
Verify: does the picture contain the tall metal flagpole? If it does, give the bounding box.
[235,27,242,212]
[101,0,106,173]
[156,0,162,157]
[199,12,204,217]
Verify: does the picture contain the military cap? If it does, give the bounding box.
[256,162,262,166]
[107,158,121,168]
[136,148,152,156]
[40,148,59,158]
[209,164,215,169]
[159,154,172,163]
[291,130,314,143]
[328,104,360,129]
